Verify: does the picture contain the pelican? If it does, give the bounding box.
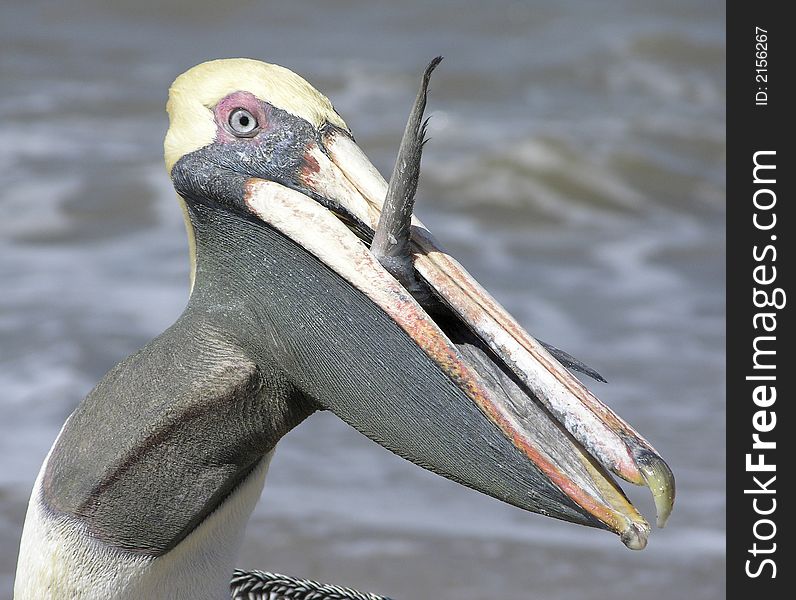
[14,58,674,600]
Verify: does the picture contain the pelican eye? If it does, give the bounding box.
[228,108,258,136]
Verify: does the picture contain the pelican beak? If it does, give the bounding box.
[242,122,674,550]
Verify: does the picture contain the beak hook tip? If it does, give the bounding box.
[638,453,676,529]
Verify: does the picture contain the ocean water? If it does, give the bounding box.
[0,1,724,598]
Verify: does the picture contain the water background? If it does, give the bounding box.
[0,1,725,598]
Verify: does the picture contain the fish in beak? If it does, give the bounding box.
[166,58,674,551]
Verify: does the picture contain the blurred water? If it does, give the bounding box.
[0,1,724,598]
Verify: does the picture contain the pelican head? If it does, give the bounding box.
[164,58,673,547]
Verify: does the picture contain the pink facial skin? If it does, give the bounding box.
[213,91,273,143]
